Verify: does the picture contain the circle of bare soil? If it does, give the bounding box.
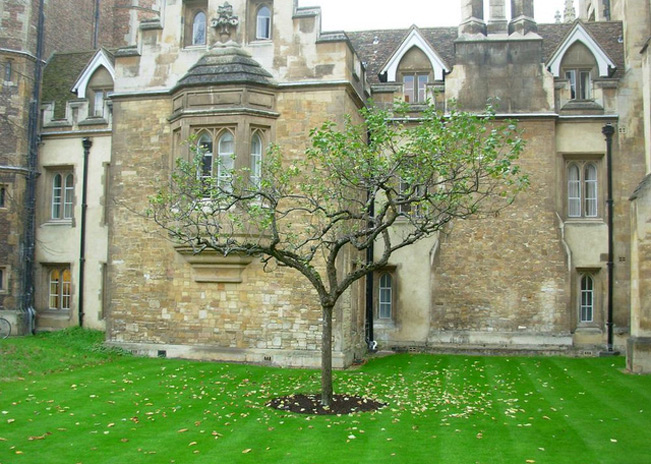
[267,394,386,415]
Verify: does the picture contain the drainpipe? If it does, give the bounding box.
[603,0,611,20]
[21,0,46,332]
[78,138,92,327]
[365,127,376,352]
[93,0,101,49]
[365,197,375,351]
[602,124,616,354]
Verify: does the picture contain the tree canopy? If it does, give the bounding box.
[149,102,528,405]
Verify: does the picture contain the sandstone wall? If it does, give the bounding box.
[107,85,367,368]
[428,118,571,346]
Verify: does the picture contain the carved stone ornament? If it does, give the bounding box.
[211,2,240,42]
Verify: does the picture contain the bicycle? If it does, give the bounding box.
[0,317,10,339]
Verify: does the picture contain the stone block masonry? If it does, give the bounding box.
[106,86,367,368]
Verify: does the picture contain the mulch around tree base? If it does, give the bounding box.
[267,394,386,415]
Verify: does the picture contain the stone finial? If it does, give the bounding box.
[563,0,576,22]
[555,10,562,23]
[459,0,486,36]
[211,2,240,43]
[488,0,508,34]
[509,0,537,35]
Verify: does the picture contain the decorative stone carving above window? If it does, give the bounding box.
[212,2,240,43]
[175,245,254,283]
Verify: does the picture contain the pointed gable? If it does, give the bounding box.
[379,26,450,82]
[71,49,115,98]
[546,21,617,78]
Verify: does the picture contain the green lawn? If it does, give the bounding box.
[1,330,650,464]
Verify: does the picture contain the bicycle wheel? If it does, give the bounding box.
[0,317,10,339]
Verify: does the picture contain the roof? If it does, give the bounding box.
[42,50,97,119]
[347,21,624,83]
[42,49,116,119]
[538,21,624,75]
[347,27,457,84]
[175,44,275,90]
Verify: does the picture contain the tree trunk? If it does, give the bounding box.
[320,303,334,406]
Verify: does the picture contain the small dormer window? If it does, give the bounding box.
[565,69,592,100]
[256,6,271,40]
[93,90,106,117]
[397,47,433,104]
[560,42,598,102]
[403,74,428,104]
[86,66,113,119]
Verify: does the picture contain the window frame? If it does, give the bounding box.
[564,68,593,101]
[217,130,235,191]
[183,1,209,48]
[192,10,207,46]
[378,273,393,320]
[255,5,272,40]
[0,184,7,209]
[3,61,11,82]
[89,88,111,118]
[0,266,8,294]
[373,267,397,323]
[579,273,595,323]
[51,171,75,221]
[402,72,429,104]
[192,126,269,195]
[250,130,264,189]
[48,266,72,310]
[565,159,601,220]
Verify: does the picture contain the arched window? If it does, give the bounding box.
[580,274,594,323]
[256,6,271,40]
[218,131,235,191]
[567,163,581,217]
[49,267,72,310]
[197,132,214,181]
[378,273,393,319]
[64,174,74,219]
[52,174,62,219]
[584,163,598,217]
[567,161,599,218]
[192,11,207,45]
[52,172,74,220]
[250,132,263,188]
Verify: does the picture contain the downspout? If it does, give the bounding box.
[21,0,46,333]
[602,124,616,353]
[365,197,376,351]
[365,128,376,351]
[603,0,611,20]
[78,138,93,327]
[93,0,101,49]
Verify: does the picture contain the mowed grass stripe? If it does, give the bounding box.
[2,332,651,464]
[503,357,604,464]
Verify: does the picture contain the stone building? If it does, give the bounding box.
[1,0,650,372]
[0,0,163,333]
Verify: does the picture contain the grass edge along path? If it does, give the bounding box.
[1,330,650,464]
